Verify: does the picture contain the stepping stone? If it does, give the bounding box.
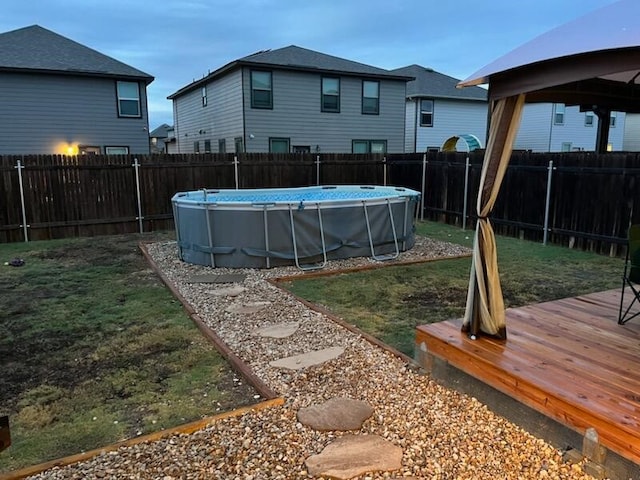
[305,434,402,479]
[187,273,246,283]
[226,301,270,314]
[254,322,300,339]
[269,347,344,370]
[297,397,373,431]
[210,286,245,297]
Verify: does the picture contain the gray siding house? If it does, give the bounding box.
[515,103,625,152]
[624,114,640,151]
[168,46,412,154]
[0,25,154,155]
[390,65,488,153]
[149,123,173,153]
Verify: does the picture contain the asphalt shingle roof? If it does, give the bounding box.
[238,46,411,79]
[0,25,153,83]
[391,64,487,101]
[169,45,412,99]
[149,123,172,138]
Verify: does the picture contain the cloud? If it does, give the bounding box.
[0,0,619,128]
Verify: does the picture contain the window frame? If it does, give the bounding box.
[116,81,141,118]
[351,139,387,154]
[104,146,129,155]
[79,145,101,155]
[585,111,594,127]
[250,70,273,109]
[234,136,244,153]
[420,99,434,127]
[554,103,565,125]
[321,76,340,113]
[269,137,290,153]
[361,80,380,115]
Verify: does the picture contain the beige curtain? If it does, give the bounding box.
[462,94,526,339]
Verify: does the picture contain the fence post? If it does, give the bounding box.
[462,155,470,230]
[234,156,239,189]
[15,158,29,242]
[316,155,320,186]
[420,153,427,221]
[543,160,554,245]
[132,158,144,234]
[383,156,387,186]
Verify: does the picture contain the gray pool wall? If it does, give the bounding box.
[172,186,420,269]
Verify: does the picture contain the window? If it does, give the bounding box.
[251,70,272,109]
[362,80,379,114]
[116,81,141,117]
[219,139,226,153]
[194,141,200,153]
[105,146,129,155]
[269,137,290,153]
[610,112,617,128]
[293,145,311,153]
[585,112,594,126]
[202,86,207,107]
[204,140,211,153]
[370,140,386,153]
[234,136,244,153]
[554,103,565,125]
[420,99,434,127]
[561,142,572,152]
[79,145,100,155]
[321,77,340,112]
[352,139,387,153]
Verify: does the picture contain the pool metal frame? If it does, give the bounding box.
[172,185,419,270]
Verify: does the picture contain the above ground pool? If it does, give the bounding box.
[171,185,421,269]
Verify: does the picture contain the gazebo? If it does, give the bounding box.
[457,0,640,340]
[417,1,640,473]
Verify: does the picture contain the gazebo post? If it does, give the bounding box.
[594,106,612,154]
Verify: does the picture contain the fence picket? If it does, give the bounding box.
[1,151,639,254]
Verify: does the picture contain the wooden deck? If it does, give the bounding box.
[415,288,640,466]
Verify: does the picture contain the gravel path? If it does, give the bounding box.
[28,237,599,480]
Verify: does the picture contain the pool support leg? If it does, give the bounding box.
[363,199,400,261]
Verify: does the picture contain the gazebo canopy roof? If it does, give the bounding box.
[459,0,640,112]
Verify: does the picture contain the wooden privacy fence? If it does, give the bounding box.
[2,151,640,254]
[399,150,640,255]
[0,153,386,243]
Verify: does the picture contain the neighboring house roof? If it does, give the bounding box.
[149,123,173,139]
[0,25,154,83]
[168,45,413,99]
[391,65,487,102]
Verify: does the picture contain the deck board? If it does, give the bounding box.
[416,288,640,465]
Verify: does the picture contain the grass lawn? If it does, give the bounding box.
[282,220,624,357]
[0,233,258,473]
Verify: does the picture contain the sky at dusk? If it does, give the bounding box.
[1,0,619,129]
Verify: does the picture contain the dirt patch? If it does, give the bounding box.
[0,233,260,472]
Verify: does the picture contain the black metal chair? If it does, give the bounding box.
[618,224,640,324]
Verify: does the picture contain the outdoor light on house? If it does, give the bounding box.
[55,142,78,155]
